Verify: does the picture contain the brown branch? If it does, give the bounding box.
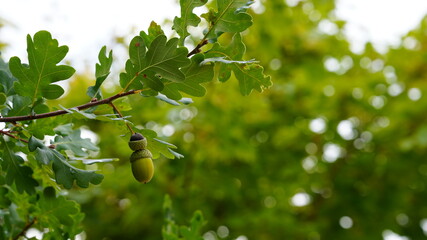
[0,90,138,123]
[13,218,37,240]
[187,39,208,57]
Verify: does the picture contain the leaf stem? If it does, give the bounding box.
[109,102,134,134]
[0,90,138,123]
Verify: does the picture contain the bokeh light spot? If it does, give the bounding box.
[337,120,357,140]
[339,216,353,229]
[217,226,229,238]
[290,192,311,207]
[309,118,327,134]
[408,88,422,101]
[323,143,342,163]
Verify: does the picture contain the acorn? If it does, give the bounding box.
[128,133,147,151]
[131,157,154,183]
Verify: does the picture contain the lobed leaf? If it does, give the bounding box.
[148,138,179,159]
[29,136,55,165]
[27,117,58,140]
[161,53,214,100]
[4,95,32,117]
[0,58,17,96]
[0,137,39,194]
[53,128,99,157]
[173,0,208,45]
[202,0,254,40]
[120,35,191,93]
[233,63,272,95]
[36,187,85,238]
[205,33,271,95]
[140,21,165,48]
[87,46,113,99]
[180,210,205,240]
[70,157,118,165]
[28,136,103,189]
[51,149,103,189]
[10,31,75,102]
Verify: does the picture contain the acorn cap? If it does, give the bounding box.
[130,133,144,141]
[130,149,153,162]
[128,133,148,151]
[128,140,147,151]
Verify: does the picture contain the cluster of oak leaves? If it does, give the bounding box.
[0,0,270,238]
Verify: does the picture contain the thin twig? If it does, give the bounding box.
[0,130,55,148]
[0,90,138,123]
[0,130,26,142]
[109,102,134,134]
[13,218,37,240]
[187,39,209,57]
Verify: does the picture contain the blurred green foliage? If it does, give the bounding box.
[5,0,427,239]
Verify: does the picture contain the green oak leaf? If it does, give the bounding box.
[120,35,190,93]
[156,94,181,106]
[161,53,214,100]
[233,64,272,95]
[28,136,103,188]
[202,0,254,39]
[53,128,99,157]
[53,123,74,135]
[140,21,165,48]
[141,35,189,82]
[0,137,39,194]
[0,59,17,96]
[71,157,118,165]
[201,57,257,65]
[148,138,179,159]
[173,0,208,45]
[27,117,59,140]
[50,149,103,189]
[0,93,6,109]
[5,95,32,117]
[28,136,55,165]
[9,31,75,102]
[37,187,81,231]
[180,211,205,240]
[205,33,271,95]
[87,46,113,99]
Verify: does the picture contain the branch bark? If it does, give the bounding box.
[0,90,138,123]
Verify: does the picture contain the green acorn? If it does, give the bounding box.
[128,133,147,151]
[131,157,154,184]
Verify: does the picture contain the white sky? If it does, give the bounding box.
[0,0,180,71]
[336,0,427,53]
[1,0,427,72]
